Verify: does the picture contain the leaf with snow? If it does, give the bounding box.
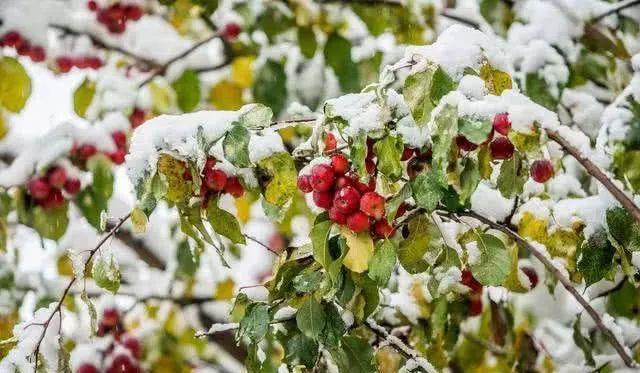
[469,233,510,286]
[577,229,615,287]
[80,290,97,335]
[223,124,251,168]
[386,183,411,223]
[412,169,446,212]
[497,153,526,199]
[32,204,69,241]
[0,57,31,113]
[458,117,492,144]
[237,103,274,129]
[350,132,369,183]
[92,252,121,294]
[573,315,595,366]
[479,63,512,96]
[431,104,458,178]
[330,335,377,373]
[606,207,640,252]
[130,207,148,234]
[404,64,435,127]
[398,214,432,273]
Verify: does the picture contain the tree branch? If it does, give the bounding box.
[115,230,166,270]
[545,129,640,224]
[440,209,638,368]
[592,0,640,22]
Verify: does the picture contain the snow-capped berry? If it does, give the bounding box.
[492,113,511,135]
[401,146,415,161]
[456,135,478,152]
[28,178,51,200]
[373,220,394,238]
[64,178,81,194]
[125,5,143,21]
[224,177,245,197]
[109,149,126,165]
[530,159,554,183]
[297,174,313,193]
[324,133,337,151]
[112,131,127,149]
[360,192,385,220]
[204,169,227,191]
[335,175,352,189]
[122,334,142,359]
[29,46,46,62]
[330,154,349,175]
[489,137,514,160]
[76,363,99,373]
[346,211,370,232]
[521,266,539,289]
[101,308,120,327]
[47,167,67,189]
[56,57,73,73]
[461,269,482,294]
[328,207,347,225]
[312,190,333,209]
[78,144,97,159]
[42,189,65,209]
[107,354,138,373]
[310,164,335,192]
[222,23,241,40]
[333,186,360,214]
[1,31,21,47]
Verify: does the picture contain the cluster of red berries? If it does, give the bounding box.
[89,1,143,34]
[129,108,147,128]
[183,157,245,206]
[76,308,142,373]
[27,166,81,209]
[0,30,46,62]
[55,56,103,73]
[70,131,127,167]
[297,153,394,238]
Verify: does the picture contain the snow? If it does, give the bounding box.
[470,182,514,222]
[323,92,390,137]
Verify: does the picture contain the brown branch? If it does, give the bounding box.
[440,10,481,29]
[116,230,166,270]
[441,209,638,368]
[546,129,640,224]
[592,0,640,22]
[32,213,131,371]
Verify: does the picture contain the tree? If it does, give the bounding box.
[1,0,640,372]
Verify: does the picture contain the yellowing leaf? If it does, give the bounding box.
[340,226,374,273]
[131,207,148,234]
[235,195,252,224]
[0,57,31,113]
[73,78,96,118]
[209,80,244,110]
[231,56,255,88]
[57,254,74,277]
[479,63,512,95]
[517,212,548,243]
[257,152,297,208]
[0,111,8,140]
[157,154,192,204]
[215,278,235,300]
[149,81,175,113]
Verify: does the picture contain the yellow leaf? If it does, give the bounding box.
[156,154,193,204]
[235,195,251,224]
[131,207,148,234]
[479,63,512,96]
[56,254,74,277]
[149,81,175,113]
[209,80,244,110]
[503,244,528,293]
[340,226,374,273]
[0,111,9,140]
[517,212,548,244]
[73,78,96,118]
[231,56,255,88]
[214,278,235,300]
[0,57,31,113]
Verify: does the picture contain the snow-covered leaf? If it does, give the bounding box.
[431,104,458,177]
[256,152,297,208]
[479,63,512,96]
[236,103,273,129]
[412,169,446,212]
[80,290,97,335]
[92,252,121,294]
[606,207,640,251]
[223,124,251,168]
[458,117,492,144]
[403,65,435,127]
[374,135,403,181]
[239,302,270,343]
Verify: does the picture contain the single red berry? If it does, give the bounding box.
[222,23,241,40]
[328,207,347,225]
[28,178,51,200]
[29,46,46,62]
[312,190,333,209]
[78,144,97,159]
[335,175,353,189]
[76,363,99,373]
[330,154,349,175]
[310,164,335,192]
[112,131,127,149]
[395,202,408,219]
[121,334,142,359]
[204,169,227,191]
[346,211,370,232]
[42,189,65,209]
[324,133,337,151]
[492,113,511,136]
[521,266,539,289]
[373,219,394,238]
[400,146,415,161]
[468,296,483,316]
[107,354,139,373]
[107,20,126,34]
[64,178,81,194]
[360,192,385,220]
[489,137,514,160]
[2,31,21,47]
[461,269,482,294]
[47,167,67,189]
[101,308,120,328]
[109,149,126,165]
[124,5,143,21]
[268,234,286,252]
[530,159,554,183]
[87,56,103,69]
[56,57,73,72]
[333,186,360,214]
[224,176,245,197]
[456,135,478,152]
[16,41,31,56]
[297,174,313,193]
[87,1,98,11]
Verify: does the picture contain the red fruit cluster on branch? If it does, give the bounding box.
[69,131,128,167]
[0,30,46,62]
[27,166,81,209]
[199,157,245,205]
[91,1,143,34]
[55,56,103,73]
[489,113,514,160]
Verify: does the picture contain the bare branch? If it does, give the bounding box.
[592,0,640,22]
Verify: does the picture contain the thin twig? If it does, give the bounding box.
[441,209,638,368]
[440,10,481,29]
[32,213,131,371]
[196,315,296,337]
[546,129,640,224]
[268,118,317,131]
[592,0,640,22]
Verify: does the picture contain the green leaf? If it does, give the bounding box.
[237,103,274,129]
[207,199,245,244]
[253,60,287,116]
[497,153,527,199]
[223,124,251,168]
[458,117,492,144]
[479,63,512,95]
[293,270,324,293]
[573,315,596,366]
[296,298,326,340]
[0,57,31,113]
[239,302,270,343]
[284,333,319,368]
[606,207,640,251]
[92,252,121,293]
[431,104,458,177]
[32,204,69,241]
[257,152,297,208]
[525,73,557,110]
[398,214,432,273]
[386,184,411,223]
[298,26,317,59]
[319,303,346,348]
[431,66,455,103]
[172,69,201,112]
[577,230,615,286]
[374,135,403,181]
[412,169,446,212]
[324,33,360,93]
[469,233,510,286]
[311,215,332,269]
[403,65,436,127]
[77,155,114,229]
[341,226,375,273]
[176,240,199,277]
[460,159,480,203]
[350,132,369,183]
[330,336,376,373]
[73,78,96,118]
[368,240,397,286]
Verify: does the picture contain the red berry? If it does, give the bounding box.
[310,164,335,192]
[87,1,98,11]
[182,168,192,181]
[324,133,337,151]
[109,149,126,165]
[111,131,127,149]
[16,41,31,56]
[64,178,81,194]
[489,137,514,160]
[107,354,139,373]
[2,31,21,47]
[268,234,286,252]
[29,46,46,62]
[373,220,394,238]
[352,175,375,194]
[400,146,415,161]
[330,154,349,175]
[297,174,313,193]
[56,57,73,72]
[42,189,65,209]
[76,363,99,373]
[224,176,245,197]
[107,20,126,34]
[28,178,51,200]
[129,108,146,127]
[521,266,539,289]
[335,175,353,189]
[47,167,67,189]
[78,144,97,159]
[328,207,347,224]
[124,5,143,21]
[456,135,478,152]
[333,186,360,214]
[468,296,482,316]
[87,56,103,69]
[222,23,241,40]
[360,192,385,220]
[204,157,217,172]
[492,113,511,136]
[203,169,227,191]
[346,211,370,232]
[122,335,142,359]
[461,269,482,294]
[312,190,333,209]
[101,308,120,328]
[530,159,554,183]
